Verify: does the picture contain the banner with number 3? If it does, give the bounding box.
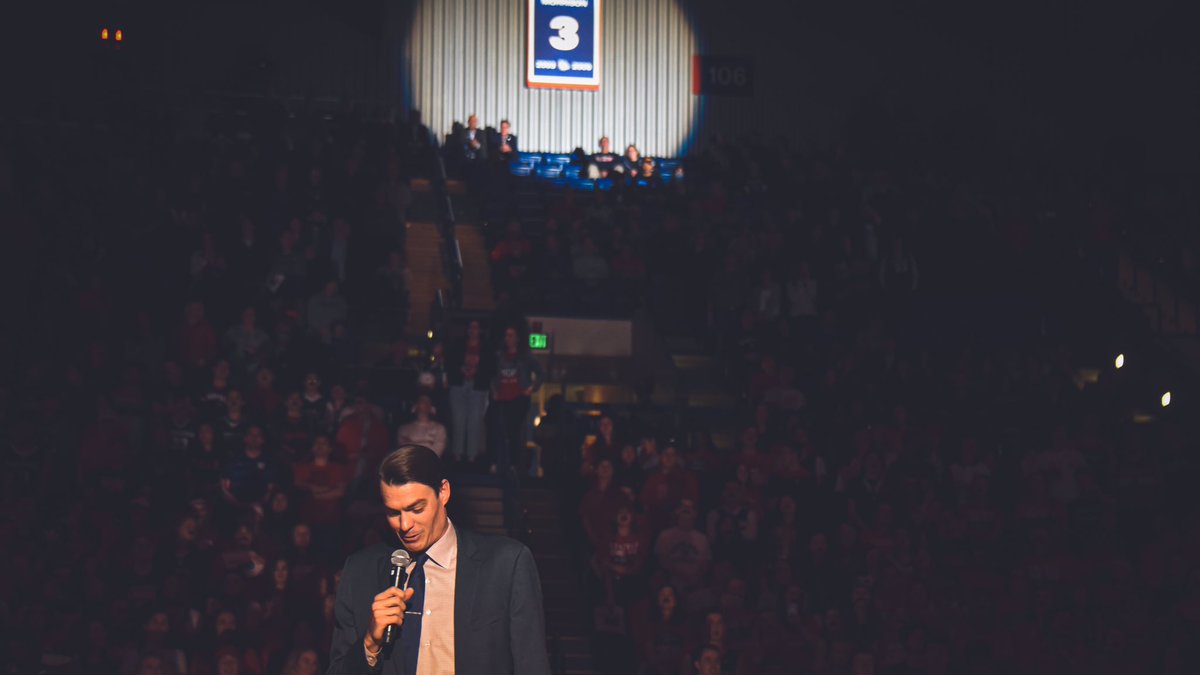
[527,0,601,90]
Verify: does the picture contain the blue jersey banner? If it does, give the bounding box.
[527,0,601,90]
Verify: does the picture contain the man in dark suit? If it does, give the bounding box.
[327,444,551,675]
[489,119,518,162]
[456,114,488,164]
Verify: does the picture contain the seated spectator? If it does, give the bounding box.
[220,425,277,510]
[587,136,620,179]
[581,459,633,550]
[275,393,315,462]
[581,415,621,476]
[491,220,534,263]
[613,443,646,494]
[291,436,349,531]
[653,499,711,593]
[224,306,271,375]
[333,394,390,476]
[637,156,660,186]
[395,394,447,457]
[247,367,282,421]
[640,445,700,532]
[691,644,722,675]
[633,585,690,675]
[592,505,650,606]
[306,280,348,345]
[177,300,217,371]
[706,480,759,572]
[572,236,610,284]
[619,144,641,178]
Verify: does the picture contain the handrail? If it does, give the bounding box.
[428,136,464,314]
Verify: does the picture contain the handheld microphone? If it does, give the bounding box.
[383,548,412,645]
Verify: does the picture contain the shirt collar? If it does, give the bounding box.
[424,519,458,569]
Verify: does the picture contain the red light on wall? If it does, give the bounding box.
[101,28,109,40]
[115,29,123,42]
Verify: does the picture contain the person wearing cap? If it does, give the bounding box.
[326,444,551,674]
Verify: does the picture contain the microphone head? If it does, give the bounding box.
[390,548,411,568]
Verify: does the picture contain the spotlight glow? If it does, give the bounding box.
[1114,353,1125,369]
[1161,391,1171,407]
[405,0,699,156]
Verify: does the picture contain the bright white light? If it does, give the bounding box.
[1161,391,1171,407]
[1114,354,1125,369]
[426,330,434,339]
[406,0,699,156]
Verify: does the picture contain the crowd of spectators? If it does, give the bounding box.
[467,133,1200,675]
[0,104,551,675]
[2,98,1198,675]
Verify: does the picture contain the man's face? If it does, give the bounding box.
[661,446,679,471]
[381,480,451,555]
[415,396,433,418]
[467,115,478,129]
[599,137,611,153]
[139,655,164,675]
[215,611,236,635]
[500,121,510,135]
[243,426,264,453]
[312,436,332,460]
[676,501,697,529]
[695,648,721,675]
[292,524,311,549]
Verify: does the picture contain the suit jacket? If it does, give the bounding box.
[489,131,518,160]
[456,127,488,162]
[327,528,551,675]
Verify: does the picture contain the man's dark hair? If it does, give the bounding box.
[379,444,445,492]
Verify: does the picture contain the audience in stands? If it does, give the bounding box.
[2,97,1198,675]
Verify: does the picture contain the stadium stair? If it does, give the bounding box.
[454,223,496,312]
[403,220,448,335]
[518,486,599,675]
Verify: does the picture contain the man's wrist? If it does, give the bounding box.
[364,634,382,655]
[364,634,382,668]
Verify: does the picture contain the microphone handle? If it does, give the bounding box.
[383,564,408,645]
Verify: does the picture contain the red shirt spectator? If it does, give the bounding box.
[177,301,217,369]
[292,436,349,526]
[580,460,633,550]
[639,446,700,532]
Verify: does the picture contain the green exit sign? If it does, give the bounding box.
[529,333,549,350]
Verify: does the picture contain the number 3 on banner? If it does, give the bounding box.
[548,16,580,51]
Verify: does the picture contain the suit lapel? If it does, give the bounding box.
[454,528,482,652]
[376,545,394,589]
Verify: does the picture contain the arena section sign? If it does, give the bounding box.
[527,0,601,90]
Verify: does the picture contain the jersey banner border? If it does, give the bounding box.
[526,0,602,91]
